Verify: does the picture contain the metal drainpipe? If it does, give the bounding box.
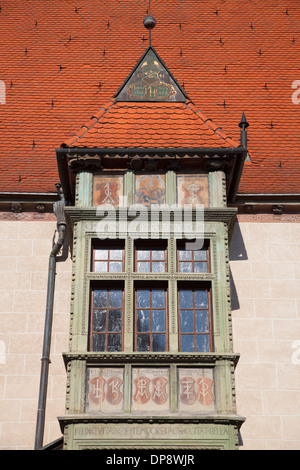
[34,187,66,450]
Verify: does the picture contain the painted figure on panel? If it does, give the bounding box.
[93,177,123,206]
[135,175,166,206]
[177,176,209,206]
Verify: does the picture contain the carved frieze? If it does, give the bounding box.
[68,154,103,172]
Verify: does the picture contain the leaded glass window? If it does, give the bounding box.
[92,243,124,272]
[135,242,167,273]
[135,286,168,352]
[90,287,124,352]
[89,238,213,354]
[178,287,212,352]
[177,242,209,273]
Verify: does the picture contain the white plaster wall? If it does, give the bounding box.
[0,219,71,450]
[0,218,299,450]
[230,221,300,450]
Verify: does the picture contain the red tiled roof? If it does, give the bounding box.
[63,99,239,149]
[0,1,299,195]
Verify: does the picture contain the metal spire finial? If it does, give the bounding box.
[143,15,156,46]
[239,112,249,148]
[239,112,249,129]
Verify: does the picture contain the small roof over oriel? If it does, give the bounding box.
[62,17,238,150]
[58,17,245,204]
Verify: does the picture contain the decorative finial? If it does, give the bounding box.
[143,15,156,46]
[239,112,249,129]
[239,112,249,148]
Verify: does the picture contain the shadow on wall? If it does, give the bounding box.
[229,222,248,311]
[229,222,248,448]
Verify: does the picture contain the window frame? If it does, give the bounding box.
[88,236,214,354]
[134,282,169,353]
[177,283,213,353]
[91,240,125,273]
[177,240,210,274]
[89,282,125,352]
[134,240,168,273]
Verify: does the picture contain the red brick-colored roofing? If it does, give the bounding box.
[63,99,239,149]
[0,0,299,195]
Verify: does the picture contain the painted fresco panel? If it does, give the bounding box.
[93,175,123,206]
[177,175,209,207]
[86,367,124,413]
[178,368,215,413]
[132,368,170,412]
[135,174,166,206]
[115,48,186,102]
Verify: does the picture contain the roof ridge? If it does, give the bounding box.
[184,100,239,148]
[62,99,115,147]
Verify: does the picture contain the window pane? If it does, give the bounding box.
[194,290,208,308]
[110,249,123,260]
[137,250,149,260]
[137,334,150,352]
[194,250,206,261]
[179,290,193,309]
[137,261,150,272]
[108,290,123,308]
[94,249,108,260]
[108,309,122,332]
[94,261,108,272]
[152,310,165,332]
[178,250,193,261]
[153,334,166,352]
[152,250,165,260]
[93,309,106,332]
[180,335,194,352]
[137,309,150,332]
[92,334,105,351]
[180,310,194,333]
[196,335,210,352]
[94,290,107,308]
[107,334,122,352]
[195,310,209,333]
[137,290,150,308]
[152,261,165,273]
[179,262,193,273]
[194,262,207,273]
[109,261,123,272]
[152,289,165,308]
